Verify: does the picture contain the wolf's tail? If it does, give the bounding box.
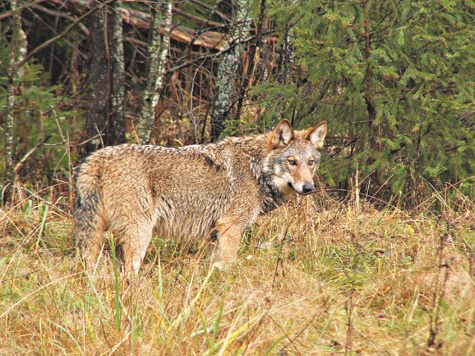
[73,156,104,257]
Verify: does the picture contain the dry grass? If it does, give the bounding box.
[1,188,474,355]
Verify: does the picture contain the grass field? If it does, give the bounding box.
[1,187,474,355]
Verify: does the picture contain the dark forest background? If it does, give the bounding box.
[1,0,474,207]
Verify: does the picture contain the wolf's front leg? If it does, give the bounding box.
[211,218,245,269]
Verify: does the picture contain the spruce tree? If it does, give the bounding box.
[259,0,475,201]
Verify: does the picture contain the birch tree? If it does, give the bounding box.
[210,0,252,141]
[4,0,26,202]
[139,0,173,145]
[109,0,126,146]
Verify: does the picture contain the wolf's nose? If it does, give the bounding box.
[302,183,314,193]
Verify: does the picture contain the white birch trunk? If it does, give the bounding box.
[210,0,251,140]
[4,0,26,201]
[110,0,126,145]
[139,0,173,145]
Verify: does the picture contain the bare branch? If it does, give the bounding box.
[188,0,231,23]
[17,1,112,69]
[31,4,90,35]
[0,0,46,21]
[14,134,53,174]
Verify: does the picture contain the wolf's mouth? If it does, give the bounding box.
[287,182,298,193]
[287,182,314,194]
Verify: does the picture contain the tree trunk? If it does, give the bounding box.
[86,1,126,152]
[4,0,26,203]
[109,0,126,146]
[279,22,293,86]
[86,4,109,153]
[210,0,251,141]
[139,0,172,145]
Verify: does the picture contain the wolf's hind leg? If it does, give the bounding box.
[120,219,155,275]
[76,217,107,272]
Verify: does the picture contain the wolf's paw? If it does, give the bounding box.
[212,260,225,270]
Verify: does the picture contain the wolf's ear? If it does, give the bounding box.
[305,121,327,150]
[269,119,294,149]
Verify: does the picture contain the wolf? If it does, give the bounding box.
[74,119,327,274]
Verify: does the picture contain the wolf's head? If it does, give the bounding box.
[265,119,327,198]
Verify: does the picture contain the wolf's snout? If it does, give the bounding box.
[287,182,314,194]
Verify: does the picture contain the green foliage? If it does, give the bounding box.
[0,46,83,184]
[258,0,475,201]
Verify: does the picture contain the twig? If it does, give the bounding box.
[0,271,38,285]
[43,133,103,148]
[0,0,46,21]
[345,290,353,356]
[0,272,82,319]
[17,1,114,70]
[14,134,53,174]
[427,233,451,351]
[173,7,224,28]
[20,186,69,216]
[31,4,89,35]
[188,0,231,22]
[329,137,359,159]
[272,226,290,288]
[166,30,273,75]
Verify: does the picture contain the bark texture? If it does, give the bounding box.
[86,5,109,152]
[139,0,172,145]
[86,1,126,152]
[109,0,126,146]
[4,0,26,202]
[210,0,251,141]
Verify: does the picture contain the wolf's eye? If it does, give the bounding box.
[308,159,315,166]
[288,159,297,166]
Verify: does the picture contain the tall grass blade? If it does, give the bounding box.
[36,204,49,250]
[170,265,215,330]
[109,232,121,330]
[50,320,85,356]
[215,312,263,356]
[212,281,228,348]
[196,306,212,350]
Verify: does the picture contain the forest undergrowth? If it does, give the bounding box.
[0,185,474,355]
